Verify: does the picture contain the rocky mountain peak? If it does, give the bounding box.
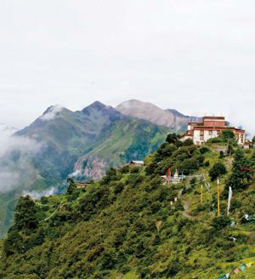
[82,101,106,113]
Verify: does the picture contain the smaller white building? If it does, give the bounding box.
[129,160,145,166]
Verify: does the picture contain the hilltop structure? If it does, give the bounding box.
[181,116,245,146]
[129,160,145,167]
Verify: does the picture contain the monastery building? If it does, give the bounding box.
[180,116,245,146]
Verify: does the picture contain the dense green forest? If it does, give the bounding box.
[1,133,255,278]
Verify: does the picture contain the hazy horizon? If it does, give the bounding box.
[0,1,255,135]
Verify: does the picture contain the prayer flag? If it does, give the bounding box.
[227,187,232,216]
[246,262,253,268]
[167,168,171,184]
[234,268,240,274]
[239,264,245,271]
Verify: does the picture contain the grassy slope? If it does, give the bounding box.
[79,119,170,168]
[1,141,255,278]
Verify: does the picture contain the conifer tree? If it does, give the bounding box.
[209,162,227,181]
[67,177,77,194]
[226,149,251,191]
[14,196,39,231]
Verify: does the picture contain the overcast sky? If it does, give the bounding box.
[0,0,254,135]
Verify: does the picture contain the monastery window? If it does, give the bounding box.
[200,130,204,141]
[209,130,213,136]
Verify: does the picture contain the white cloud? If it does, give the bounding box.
[68,169,82,178]
[0,128,41,157]
[0,129,41,193]
[22,187,57,199]
[40,105,63,121]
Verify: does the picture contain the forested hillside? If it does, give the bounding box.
[1,133,255,278]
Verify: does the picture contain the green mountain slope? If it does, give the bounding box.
[16,101,170,181]
[16,102,127,179]
[74,119,169,180]
[1,135,255,278]
[0,102,170,238]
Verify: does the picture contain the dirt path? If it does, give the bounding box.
[182,202,194,219]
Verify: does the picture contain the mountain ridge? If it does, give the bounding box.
[0,100,178,237]
[116,99,199,131]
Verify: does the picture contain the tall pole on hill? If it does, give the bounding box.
[167,168,171,185]
[227,187,233,216]
[217,179,220,217]
[200,184,203,205]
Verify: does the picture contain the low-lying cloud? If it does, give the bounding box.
[22,187,57,199]
[40,105,63,121]
[0,127,41,193]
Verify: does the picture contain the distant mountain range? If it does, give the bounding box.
[16,100,198,181]
[116,99,199,131]
[0,100,198,237]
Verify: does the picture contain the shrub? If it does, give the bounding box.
[145,163,157,175]
[119,165,130,174]
[190,178,197,187]
[67,178,77,194]
[3,230,24,256]
[219,151,225,159]
[222,130,235,141]
[166,133,181,145]
[212,216,231,230]
[183,139,194,146]
[209,162,227,181]
[114,183,125,194]
[101,167,118,184]
[157,143,177,158]
[179,155,204,175]
[226,149,252,191]
[200,147,210,154]
[130,166,140,173]
[14,196,39,231]
[204,161,210,167]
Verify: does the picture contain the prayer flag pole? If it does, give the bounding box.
[227,186,233,216]
[217,179,220,217]
[167,168,171,185]
[201,184,203,205]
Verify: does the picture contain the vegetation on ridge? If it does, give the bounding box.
[1,134,255,278]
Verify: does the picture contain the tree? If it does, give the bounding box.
[226,144,234,156]
[226,149,252,191]
[209,162,227,181]
[200,146,210,154]
[67,178,77,194]
[222,130,235,141]
[14,196,39,231]
[166,133,182,147]
[3,230,24,256]
[212,216,231,230]
[101,167,118,184]
[183,138,194,146]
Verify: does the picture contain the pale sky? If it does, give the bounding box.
[0,0,255,135]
